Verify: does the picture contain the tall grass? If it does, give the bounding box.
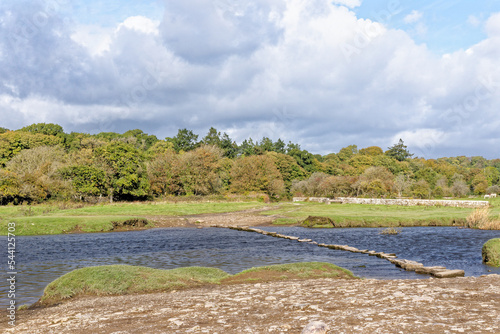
[466,207,500,230]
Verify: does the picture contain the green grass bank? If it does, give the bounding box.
[39,263,357,307]
[482,239,500,267]
[0,200,270,235]
[265,202,477,228]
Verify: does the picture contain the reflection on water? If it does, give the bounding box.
[1,227,499,306]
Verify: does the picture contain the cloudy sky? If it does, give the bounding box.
[1,0,500,158]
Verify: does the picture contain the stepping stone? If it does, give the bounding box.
[415,266,447,274]
[431,270,465,278]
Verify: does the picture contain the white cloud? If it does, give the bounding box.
[392,129,448,157]
[1,2,500,158]
[118,16,159,35]
[404,10,423,24]
[71,25,113,56]
[331,0,362,8]
[485,12,500,36]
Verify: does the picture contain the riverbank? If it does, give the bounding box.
[2,197,500,235]
[4,274,499,333]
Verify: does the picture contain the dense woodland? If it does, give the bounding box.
[0,123,499,205]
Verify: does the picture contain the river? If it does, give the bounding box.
[1,226,499,306]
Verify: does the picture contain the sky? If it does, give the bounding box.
[1,0,500,159]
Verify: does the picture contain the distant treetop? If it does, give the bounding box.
[385,139,413,161]
[20,123,64,136]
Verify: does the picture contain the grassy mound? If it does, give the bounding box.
[222,262,356,284]
[40,265,230,306]
[301,216,336,228]
[39,262,356,307]
[482,239,500,267]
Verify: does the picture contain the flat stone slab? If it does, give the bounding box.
[392,260,424,271]
[431,270,465,278]
[415,266,447,274]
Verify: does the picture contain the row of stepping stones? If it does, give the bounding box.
[222,226,465,279]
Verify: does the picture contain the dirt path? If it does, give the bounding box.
[146,206,285,228]
[3,275,499,333]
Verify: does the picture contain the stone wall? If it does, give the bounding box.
[293,197,489,208]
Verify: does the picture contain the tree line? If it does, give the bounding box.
[0,123,499,205]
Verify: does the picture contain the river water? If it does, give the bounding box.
[1,226,499,306]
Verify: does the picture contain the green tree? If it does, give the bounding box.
[266,152,307,192]
[146,140,175,157]
[258,137,274,152]
[94,142,150,202]
[122,129,159,150]
[471,173,488,195]
[0,170,21,204]
[94,132,122,142]
[373,155,400,174]
[166,129,199,152]
[348,155,374,174]
[20,123,64,136]
[239,138,258,156]
[60,165,107,200]
[385,139,413,161]
[202,127,222,146]
[338,145,358,161]
[202,128,238,158]
[484,167,500,186]
[287,147,318,173]
[414,167,438,188]
[0,131,64,166]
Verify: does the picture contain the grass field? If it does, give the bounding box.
[0,201,270,235]
[1,197,499,235]
[261,197,500,228]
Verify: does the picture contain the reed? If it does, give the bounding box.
[466,207,500,230]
